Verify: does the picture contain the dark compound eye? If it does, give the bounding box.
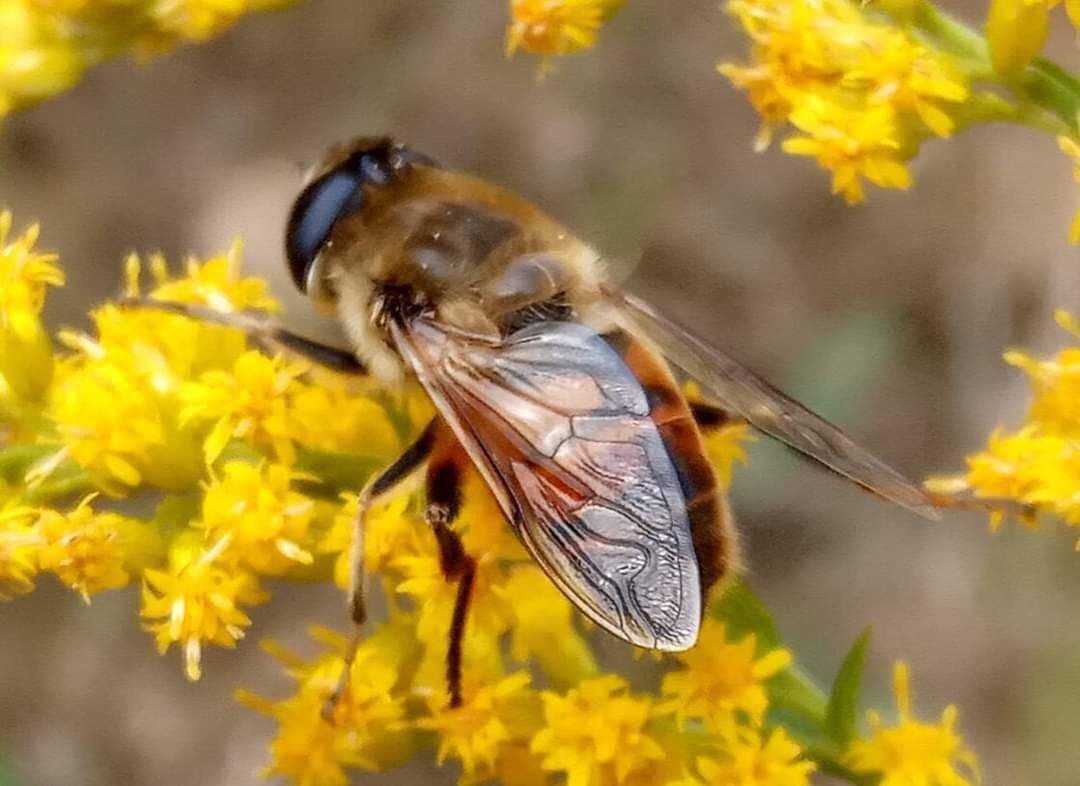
[285,167,363,293]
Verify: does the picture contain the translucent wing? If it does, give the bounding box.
[391,316,702,650]
[605,287,939,520]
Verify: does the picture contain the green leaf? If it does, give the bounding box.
[295,447,384,499]
[710,579,781,650]
[824,627,872,748]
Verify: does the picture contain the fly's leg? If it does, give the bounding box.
[425,432,475,709]
[119,298,367,375]
[323,420,437,720]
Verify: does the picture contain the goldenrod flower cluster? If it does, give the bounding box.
[929,310,1080,540]
[0,0,288,115]
[847,662,980,786]
[717,0,969,204]
[0,209,980,784]
[715,0,1080,240]
[506,0,625,59]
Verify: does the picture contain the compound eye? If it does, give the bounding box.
[285,167,363,293]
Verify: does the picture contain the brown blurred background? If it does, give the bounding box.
[1,1,1078,784]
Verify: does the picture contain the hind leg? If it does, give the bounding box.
[425,430,475,708]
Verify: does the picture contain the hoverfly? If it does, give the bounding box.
[147,136,938,709]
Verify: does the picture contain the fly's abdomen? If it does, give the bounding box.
[603,329,738,596]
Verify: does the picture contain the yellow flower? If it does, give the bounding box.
[321,492,419,589]
[504,564,598,687]
[0,211,63,401]
[682,382,754,489]
[0,210,63,340]
[719,0,969,198]
[238,625,417,782]
[929,311,1080,533]
[35,495,158,600]
[395,546,512,646]
[0,498,40,599]
[846,661,979,786]
[986,0,1051,78]
[694,726,815,786]
[782,97,911,204]
[843,32,968,137]
[144,240,280,313]
[181,350,306,465]
[661,619,792,727]
[531,675,665,786]
[1058,134,1080,244]
[141,539,267,680]
[289,383,401,457]
[506,0,620,57]
[1004,340,1080,439]
[457,469,529,561]
[0,0,285,114]
[48,356,169,492]
[197,461,315,575]
[417,670,539,780]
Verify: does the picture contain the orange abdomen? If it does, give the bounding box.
[603,329,738,596]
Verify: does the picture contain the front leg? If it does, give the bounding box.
[120,298,368,375]
[324,419,437,720]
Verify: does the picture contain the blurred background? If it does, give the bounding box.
[1,1,1078,783]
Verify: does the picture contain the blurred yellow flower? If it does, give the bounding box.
[783,98,911,204]
[693,726,815,786]
[197,461,315,574]
[0,0,288,114]
[146,240,280,313]
[0,210,62,341]
[846,661,979,786]
[843,33,969,138]
[35,495,158,600]
[141,538,267,680]
[986,0,1051,78]
[1059,133,1080,244]
[0,210,62,402]
[661,619,792,727]
[928,310,1080,534]
[504,563,598,687]
[531,675,665,786]
[506,0,621,58]
[0,497,40,598]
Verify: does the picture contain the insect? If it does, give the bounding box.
[144,136,938,709]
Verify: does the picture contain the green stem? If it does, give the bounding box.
[906,0,1078,136]
[25,472,94,505]
[0,443,55,478]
